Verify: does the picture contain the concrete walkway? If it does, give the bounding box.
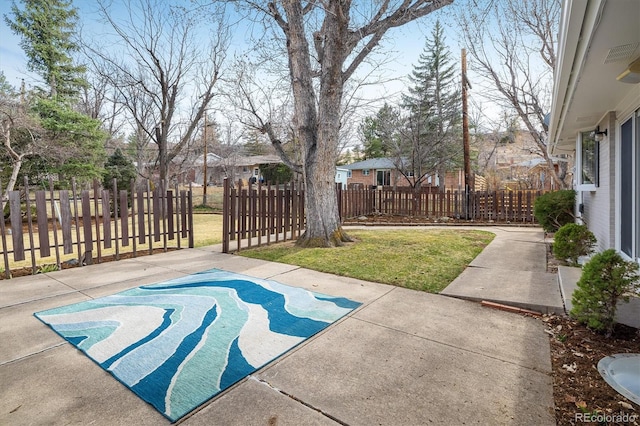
[440,226,564,315]
[1,227,557,425]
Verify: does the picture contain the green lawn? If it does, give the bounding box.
[238,229,495,293]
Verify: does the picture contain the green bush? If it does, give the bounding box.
[553,223,597,266]
[103,148,137,193]
[533,189,576,232]
[570,249,639,335]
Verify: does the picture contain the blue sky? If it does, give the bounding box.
[1,2,457,87]
[0,1,498,129]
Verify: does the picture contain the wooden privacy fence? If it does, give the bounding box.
[339,186,543,222]
[223,179,544,253]
[222,178,304,253]
[1,178,194,279]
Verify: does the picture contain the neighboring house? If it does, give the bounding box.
[474,129,572,191]
[340,157,468,190]
[507,158,563,191]
[190,153,222,186]
[212,154,283,185]
[341,158,398,188]
[548,0,639,262]
[335,167,349,189]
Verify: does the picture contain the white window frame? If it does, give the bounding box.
[347,170,352,178]
[362,169,370,176]
[576,131,599,191]
[616,109,639,263]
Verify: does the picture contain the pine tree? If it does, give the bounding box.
[5,0,87,100]
[401,20,462,183]
[103,148,137,194]
[360,103,400,159]
[4,0,105,188]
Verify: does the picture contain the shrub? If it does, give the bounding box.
[570,249,640,336]
[103,148,137,193]
[553,223,597,266]
[533,189,576,232]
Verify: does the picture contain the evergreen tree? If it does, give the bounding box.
[4,0,105,188]
[360,103,400,159]
[401,20,462,184]
[36,98,105,185]
[5,0,87,99]
[259,163,293,184]
[103,148,137,193]
[0,72,14,95]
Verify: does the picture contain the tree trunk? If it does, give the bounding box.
[282,2,351,247]
[263,1,451,246]
[1,126,24,212]
[4,157,23,209]
[300,157,348,247]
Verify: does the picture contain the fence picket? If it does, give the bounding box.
[82,191,93,256]
[121,190,130,246]
[35,191,49,257]
[9,191,24,261]
[93,180,102,263]
[24,178,37,273]
[113,181,120,259]
[59,191,73,254]
[0,180,193,279]
[166,190,174,241]
[1,186,12,277]
[152,187,161,243]
[102,190,112,249]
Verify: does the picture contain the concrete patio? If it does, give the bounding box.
[1,227,558,425]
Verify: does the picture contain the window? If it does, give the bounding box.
[377,170,391,186]
[254,168,259,176]
[576,131,599,190]
[362,169,370,176]
[347,170,352,178]
[619,112,639,262]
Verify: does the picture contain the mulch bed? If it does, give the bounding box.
[543,314,639,425]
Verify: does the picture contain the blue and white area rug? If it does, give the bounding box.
[35,269,361,422]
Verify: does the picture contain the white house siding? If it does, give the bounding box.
[581,113,617,252]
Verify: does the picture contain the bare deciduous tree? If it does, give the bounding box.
[459,0,568,188]
[239,0,453,247]
[0,82,43,210]
[84,0,229,185]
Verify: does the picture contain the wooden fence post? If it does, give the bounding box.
[23,177,36,274]
[0,180,12,278]
[222,178,230,253]
[187,186,194,248]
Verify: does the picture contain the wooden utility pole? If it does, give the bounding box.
[202,114,208,206]
[461,49,471,218]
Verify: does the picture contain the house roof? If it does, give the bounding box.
[514,158,563,168]
[212,154,282,167]
[341,158,397,170]
[193,153,223,166]
[548,0,640,155]
[234,154,282,167]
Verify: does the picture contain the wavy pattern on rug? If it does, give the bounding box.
[35,269,361,422]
